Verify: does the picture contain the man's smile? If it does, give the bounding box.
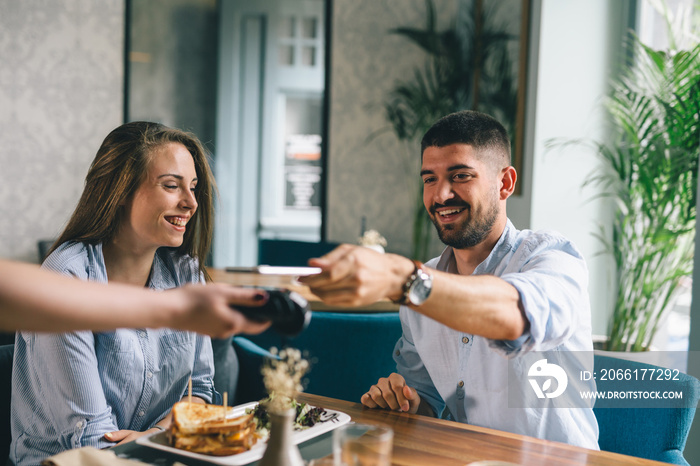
[431,203,468,223]
[437,207,466,217]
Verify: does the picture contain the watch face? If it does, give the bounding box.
[408,270,433,305]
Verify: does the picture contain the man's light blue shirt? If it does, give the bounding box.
[11,242,218,466]
[395,220,599,449]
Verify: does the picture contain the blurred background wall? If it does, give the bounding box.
[0,0,123,262]
[127,0,218,152]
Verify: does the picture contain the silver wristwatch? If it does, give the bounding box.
[395,260,433,306]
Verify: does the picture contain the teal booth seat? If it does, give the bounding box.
[0,344,14,464]
[231,336,272,405]
[233,312,402,405]
[593,354,700,465]
[257,239,339,267]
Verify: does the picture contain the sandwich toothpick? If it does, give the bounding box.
[223,392,228,419]
[188,377,192,405]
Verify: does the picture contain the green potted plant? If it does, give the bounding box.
[582,9,700,353]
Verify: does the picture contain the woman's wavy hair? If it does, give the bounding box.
[50,121,216,281]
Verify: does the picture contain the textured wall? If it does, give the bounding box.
[128,0,218,152]
[0,0,124,262]
[326,0,457,258]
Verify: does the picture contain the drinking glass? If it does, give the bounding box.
[308,458,342,466]
[332,423,393,466]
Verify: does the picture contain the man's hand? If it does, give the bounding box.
[298,244,414,307]
[361,373,421,413]
[169,284,272,338]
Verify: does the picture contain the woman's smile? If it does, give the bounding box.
[165,215,189,230]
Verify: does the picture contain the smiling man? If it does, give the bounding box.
[300,110,598,449]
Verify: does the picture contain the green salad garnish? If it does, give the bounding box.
[247,395,327,433]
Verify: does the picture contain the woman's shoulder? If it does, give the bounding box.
[42,241,106,281]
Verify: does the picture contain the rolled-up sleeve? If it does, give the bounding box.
[488,237,589,356]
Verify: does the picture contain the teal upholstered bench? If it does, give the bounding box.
[257,239,339,267]
[0,344,14,464]
[593,354,700,465]
[233,311,402,405]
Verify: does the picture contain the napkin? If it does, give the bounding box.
[40,447,147,466]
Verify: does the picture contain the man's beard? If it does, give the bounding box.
[429,196,499,249]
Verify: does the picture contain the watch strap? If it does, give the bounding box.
[392,260,424,305]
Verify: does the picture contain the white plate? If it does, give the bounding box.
[136,401,350,465]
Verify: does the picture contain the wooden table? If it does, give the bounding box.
[294,393,668,466]
[113,392,667,465]
[207,268,399,312]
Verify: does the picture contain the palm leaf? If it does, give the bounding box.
[576,22,700,351]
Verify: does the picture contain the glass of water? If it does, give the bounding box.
[332,423,393,466]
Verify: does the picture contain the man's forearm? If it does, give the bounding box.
[300,245,527,340]
[410,271,526,340]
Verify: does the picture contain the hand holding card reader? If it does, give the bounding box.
[234,289,311,336]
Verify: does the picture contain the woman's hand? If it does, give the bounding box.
[104,427,162,445]
[167,284,273,338]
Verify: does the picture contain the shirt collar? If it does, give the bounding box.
[150,249,178,290]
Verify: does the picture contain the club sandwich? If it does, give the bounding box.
[168,401,258,456]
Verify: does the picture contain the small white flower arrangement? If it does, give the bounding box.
[261,347,309,414]
[358,229,387,253]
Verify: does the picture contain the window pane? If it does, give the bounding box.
[301,46,315,66]
[279,44,294,66]
[302,17,317,39]
[284,95,323,210]
[279,16,295,38]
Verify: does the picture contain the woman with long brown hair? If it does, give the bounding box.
[10,122,234,465]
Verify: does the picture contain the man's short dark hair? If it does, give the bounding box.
[420,110,511,167]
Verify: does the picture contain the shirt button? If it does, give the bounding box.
[458,380,464,388]
[147,371,153,378]
[139,411,145,417]
[462,336,470,344]
[76,421,83,428]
